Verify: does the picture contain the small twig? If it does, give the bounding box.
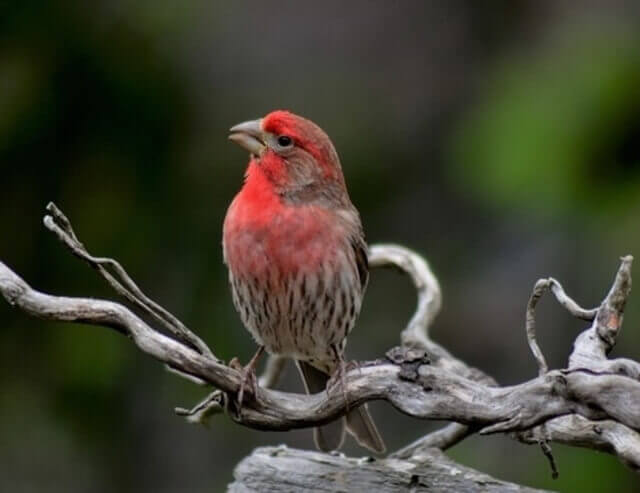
[526,279,551,376]
[517,415,640,472]
[539,437,559,480]
[391,423,474,459]
[536,422,559,480]
[369,244,441,348]
[570,256,634,368]
[176,355,288,425]
[175,390,225,424]
[549,280,598,321]
[43,202,216,361]
[595,255,633,351]
[525,277,598,377]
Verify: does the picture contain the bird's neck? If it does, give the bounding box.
[239,161,283,213]
[224,165,344,279]
[243,159,349,209]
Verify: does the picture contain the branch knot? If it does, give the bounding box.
[2,205,640,476]
[386,346,430,383]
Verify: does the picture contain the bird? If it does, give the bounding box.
[222,110,385,453]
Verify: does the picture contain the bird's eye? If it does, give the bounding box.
[277,135,293,147]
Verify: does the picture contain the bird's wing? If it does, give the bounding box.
[351,234,369,292]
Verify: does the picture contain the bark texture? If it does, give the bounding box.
[1,203,639,491]
[229,446,549,492]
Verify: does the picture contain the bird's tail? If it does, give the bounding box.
[345,403,386,453]
[296,360,385,453]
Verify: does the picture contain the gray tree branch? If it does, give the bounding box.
[229,446,549,492]
[1,204,639,492]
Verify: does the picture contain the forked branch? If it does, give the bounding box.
[1,203,639,480]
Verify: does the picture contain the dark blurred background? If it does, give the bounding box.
[2,1,640,491]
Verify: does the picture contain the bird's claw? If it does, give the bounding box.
[230,347,265,412]
[229,358,258,410]
[327,359,359,411]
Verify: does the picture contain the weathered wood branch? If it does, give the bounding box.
[1,203,639,491]
[229,446,549,492]
[43,202,216,360]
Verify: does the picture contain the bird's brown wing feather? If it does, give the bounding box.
[345,403,386,453]
[296,360,346,452]
[351,234,369,292]
[297,360,385,453]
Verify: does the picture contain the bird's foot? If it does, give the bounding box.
[229,357,257,409]
[327,359,359,411]
[230,346,265,409]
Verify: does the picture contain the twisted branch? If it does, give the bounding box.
[1,203,639,478]
[43,202,216,361]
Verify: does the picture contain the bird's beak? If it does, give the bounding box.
[228,119,266,156]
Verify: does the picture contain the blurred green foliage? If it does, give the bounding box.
[450,28,640,218]
[452,27,640,215]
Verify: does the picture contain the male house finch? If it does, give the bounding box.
[223,110,385,453]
